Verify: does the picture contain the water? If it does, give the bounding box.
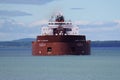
[0,47,120,80]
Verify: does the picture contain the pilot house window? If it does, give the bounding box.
[47,47,52,52]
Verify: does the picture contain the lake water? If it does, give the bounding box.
[0,47,120,80]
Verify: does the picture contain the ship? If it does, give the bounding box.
[32,13,90,56]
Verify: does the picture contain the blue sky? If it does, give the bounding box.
[0,0,120,41]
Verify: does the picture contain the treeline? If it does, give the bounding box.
[91,41,120,47]
[0,41,120,48]
[0,42,31,48]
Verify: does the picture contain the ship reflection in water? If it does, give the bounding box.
[32,13,90,56]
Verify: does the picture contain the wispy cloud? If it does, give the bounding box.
[0,10,32,17]
[0,18,120,41]
[74,21,91,25]
[114,20,120,25]
[29,20,48,27]
[74,20,120,32]
[0,18,40,40]
[75,20,120,40]
[0,18,39,33]
[70,8,84,10]
[0,0,55,5]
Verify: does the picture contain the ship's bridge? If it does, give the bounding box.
[41,14,79,36]
[48,22,72,28]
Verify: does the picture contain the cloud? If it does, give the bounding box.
[0,10,32,17]
[0,32,37,41]
[74,20,120,40]
[0,18,40,41]
[0,18,39,33]
[29,20,48,27]
[70,8,84,10]
[74,21,91,25]
[0,0,55,5]
[114,20,120,25]
[0,18,120,41]
[74,20,120,31]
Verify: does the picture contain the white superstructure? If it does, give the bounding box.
[41,14,79,36]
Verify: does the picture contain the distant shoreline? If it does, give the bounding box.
[0,40,120,48]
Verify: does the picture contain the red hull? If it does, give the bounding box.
[32,35,90,56]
